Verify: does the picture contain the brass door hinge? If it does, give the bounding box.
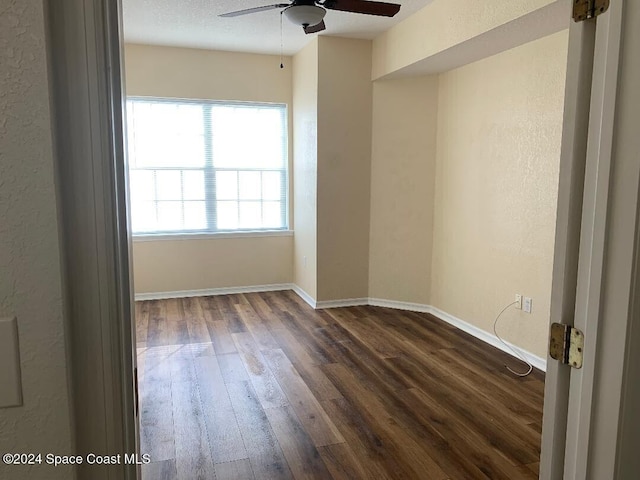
[573,0,610,22]
[549,323,584,368]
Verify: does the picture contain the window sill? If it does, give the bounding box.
[132,230,294,242]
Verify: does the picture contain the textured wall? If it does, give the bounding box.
[372,0,558,79]
[133,235,293,293]
[291,39,319,299]
[316,37,372,302]
[0,1,73,479]
[369,76,439,304]
[124,44,294,294]
[124,44,292,103]
[616,0,640,472]
[431,30,568,358]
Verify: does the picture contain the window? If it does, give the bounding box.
[126,98,288,235]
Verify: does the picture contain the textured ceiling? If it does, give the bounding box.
[122,0,434,55]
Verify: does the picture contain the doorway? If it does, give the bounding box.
[45,0,640,480]
[122,4,567,480]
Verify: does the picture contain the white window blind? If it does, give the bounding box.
[126,98,288,235]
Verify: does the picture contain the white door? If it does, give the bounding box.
[540,0,640,478]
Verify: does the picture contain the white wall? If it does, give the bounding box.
[124,45,294,294]
[0,1,73,478]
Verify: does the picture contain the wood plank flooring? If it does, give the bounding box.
[136,290,544,480]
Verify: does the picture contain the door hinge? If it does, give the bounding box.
[573,0,610,22]
[549,323,584,368]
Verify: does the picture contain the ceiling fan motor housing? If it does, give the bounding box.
[219,0,401,33]
[283,3,326,26]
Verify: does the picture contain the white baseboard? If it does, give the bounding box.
[135,285,546,372]
[427,305,546,372]
[273,286,368,310]
[368,297,432,313]
[291,285,317,309]
[134,283,293,301]
[366,297,546,372]
[315,297,369,309]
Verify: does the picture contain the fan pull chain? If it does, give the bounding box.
[280,11,284,69]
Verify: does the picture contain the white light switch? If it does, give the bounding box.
[0,317,23,408]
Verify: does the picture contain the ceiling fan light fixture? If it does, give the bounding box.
[283,5,326,26]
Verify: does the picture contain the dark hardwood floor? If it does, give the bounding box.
[136,290,544,480]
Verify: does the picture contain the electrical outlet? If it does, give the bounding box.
[523,297,532,313]
[515,294,522,310]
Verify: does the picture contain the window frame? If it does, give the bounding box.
[126,96,290,238]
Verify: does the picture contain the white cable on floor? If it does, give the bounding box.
[493,301,533,377]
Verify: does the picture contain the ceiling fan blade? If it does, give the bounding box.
[303,19,326,34]
[219,3,290,17]
[323,0,400,17]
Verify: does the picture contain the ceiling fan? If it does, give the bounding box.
[219,0,401,34]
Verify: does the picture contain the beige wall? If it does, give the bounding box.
[431,30,568,357]
[124,44,294,294]
[316,37,372,301]
[125,32,567,358]
[616,0,640,471]
[133,236,293,293]
[124,44,292,103]
[292,37,373,303]
[369,76,439,304]
[0,1,73,478]
[372,0,559,79]
[292,39,319,299]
